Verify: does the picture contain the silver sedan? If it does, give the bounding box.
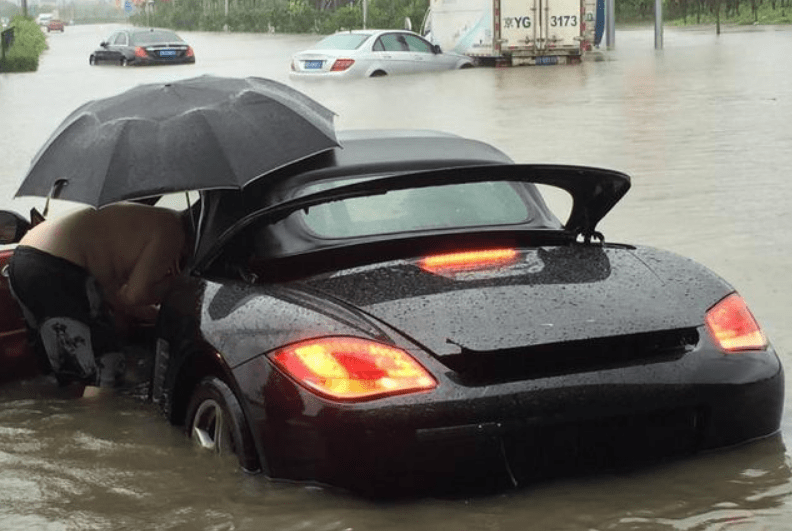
[290,29,474,79]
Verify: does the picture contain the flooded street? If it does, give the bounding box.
[2,23,792,530]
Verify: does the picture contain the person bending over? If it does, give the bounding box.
[7,202,190,394]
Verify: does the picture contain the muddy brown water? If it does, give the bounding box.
[1,23,791,530]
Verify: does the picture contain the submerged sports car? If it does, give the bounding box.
[0,130,784,496]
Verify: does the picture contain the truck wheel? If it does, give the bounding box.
[185,376,260,472]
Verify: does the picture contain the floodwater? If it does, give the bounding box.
[1,23,792,530]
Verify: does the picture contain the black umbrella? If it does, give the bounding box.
[15,75,339,208]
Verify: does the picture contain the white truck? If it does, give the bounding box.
[422,0,601,66]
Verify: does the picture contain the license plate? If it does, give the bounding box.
[304,60,323,70]
[535,56,558,66]
[159,50,177,57]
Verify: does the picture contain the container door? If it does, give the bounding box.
[500,0,538,53]
[541,0,584,53]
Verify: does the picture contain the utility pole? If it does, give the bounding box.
[362,0,367,29]
[605,0,615,49]
[654,0,663,49]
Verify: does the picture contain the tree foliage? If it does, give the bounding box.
[132,0,428,34]
[617,0,791,23]
[0,16,47,73]
[132,0,790,33]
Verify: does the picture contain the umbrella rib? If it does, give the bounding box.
[98,118,149,206]
[181,110,242,189]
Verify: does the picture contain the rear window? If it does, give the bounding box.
[297,180,533,239]
[131,30,184,46]
[313,33,371,51]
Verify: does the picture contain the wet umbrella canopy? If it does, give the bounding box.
[15,75,339,207]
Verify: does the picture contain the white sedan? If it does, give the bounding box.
[290,29,474,79]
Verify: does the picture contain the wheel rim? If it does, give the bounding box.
[191,399,232,455]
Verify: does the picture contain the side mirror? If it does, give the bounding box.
[432,44,442,54]
[100,41,108,47]
[0,211,31,245]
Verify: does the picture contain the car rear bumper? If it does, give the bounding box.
[289,70,355,80]
[237,338,784,496]
[132,56,195,66]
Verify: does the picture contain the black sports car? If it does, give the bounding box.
[0,130,783,496]
[88,28,195,67]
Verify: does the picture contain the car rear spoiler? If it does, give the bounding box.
[196,164,631,268]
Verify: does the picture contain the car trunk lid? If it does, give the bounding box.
[303,246,723,360]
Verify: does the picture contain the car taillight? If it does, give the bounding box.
[186,46,194,57]
[419,248,519,274]
[330,59,355,72]
[134,47,147,58]
[705,293,768,352]
[269,337,437,401]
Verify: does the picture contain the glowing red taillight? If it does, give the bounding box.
[134,47,147,58]
[419,248,519,274]
[705,293,768,352]
[269,337,437,401]
[330,58,355,71]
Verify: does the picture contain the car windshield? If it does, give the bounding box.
[293,179,535,239]
[313,33,371,51]
[131,30,184,45]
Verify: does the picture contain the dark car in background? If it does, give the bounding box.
[89,27,195,67]
[0,130,784,497]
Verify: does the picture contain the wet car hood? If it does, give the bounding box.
[303,245,733,357]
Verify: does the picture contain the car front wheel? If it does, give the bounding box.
[185,376,260,472]
[89,55,97,66]
[120,57,128,67]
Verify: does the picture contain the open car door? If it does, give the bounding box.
[0,211,41,384]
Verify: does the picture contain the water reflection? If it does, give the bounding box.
[1,389,789,530]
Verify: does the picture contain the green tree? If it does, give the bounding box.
[0,15,47,72]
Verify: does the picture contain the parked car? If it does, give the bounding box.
[46,19,65,33]
[290,29,474,78]
[35,13,52,26]
[89,27,195,67]
[0,130,783,497]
